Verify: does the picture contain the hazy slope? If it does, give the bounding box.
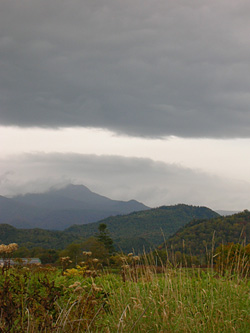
[0,184,149,229]
[0,195,44,228]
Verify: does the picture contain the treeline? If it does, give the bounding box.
[4,222,250,275]
[0,224,77,249]
[11,223,114,265]
[2,208,250,266]
[0,204,219,253]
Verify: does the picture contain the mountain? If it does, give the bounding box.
[0,184,149,230]
[65,204,220,251]
[0,204,219,252]
[164,210,250,256]
[0,195,45,228]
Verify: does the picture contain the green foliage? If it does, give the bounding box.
[214,242,250,276]
[165,210,250,257]
[67,204,219,252]
[96,223,115,254]
[0,205,219,253]
[0,224,78,250]
[59,243,82,266]
[59,238,110,267]
[96,270,250,332]
[39,249,59,264]
[0,267,64,331]
[12,247,60,264]
[153,248,200,268]
[0,267,106,332]
[0,251,250,332]
[81,237,109,261]
[11,246,30,258]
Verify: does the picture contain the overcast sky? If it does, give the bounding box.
[1,0,250,211]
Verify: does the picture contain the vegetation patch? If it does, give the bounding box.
[0,240,249,332]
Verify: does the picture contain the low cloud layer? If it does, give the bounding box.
[1,153,250,211]
[1,1,250,137]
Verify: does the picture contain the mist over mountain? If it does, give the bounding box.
[0,184,149,230]
[0,195,45,228]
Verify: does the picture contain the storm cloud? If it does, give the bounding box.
[1,153,250,211]
[1,0,250,137]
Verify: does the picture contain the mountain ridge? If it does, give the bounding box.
[65,204,220,250]
[0,204,220,252]
[0,184,149,230]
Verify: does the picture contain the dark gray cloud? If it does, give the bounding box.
[1,0,250,137]
[1,153,250,210]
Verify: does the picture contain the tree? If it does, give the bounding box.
[96,223,115,255]
[12,246,30,258]
[82,237,109,261]
[59,243,82,265]
[39,249,59,264]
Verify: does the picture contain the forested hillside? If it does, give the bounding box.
[0,224,77,249]
[66,204,219,251]
[165,210,250,256]
[0,204,219,252]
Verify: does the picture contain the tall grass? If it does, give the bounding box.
[95,258,250,332]
[0,251,249,332]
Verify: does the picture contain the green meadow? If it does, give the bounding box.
[0,252,249,332]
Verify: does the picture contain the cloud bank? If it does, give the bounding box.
[1,0,250,137]
[1,153,250,210]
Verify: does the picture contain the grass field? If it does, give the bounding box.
[0,255,249,332]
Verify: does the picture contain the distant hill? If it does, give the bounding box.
[0,184,149,230]
[165,210,250,256]
[0,224,71,249]
[65,204,219,251]
[0,204,219,252]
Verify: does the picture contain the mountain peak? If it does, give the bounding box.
[51,184,92,195]
[1,184,149,230]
